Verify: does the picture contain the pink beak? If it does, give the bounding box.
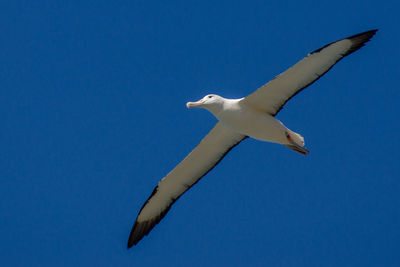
[186,99,204,108]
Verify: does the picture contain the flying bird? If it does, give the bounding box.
[127,29,377,248]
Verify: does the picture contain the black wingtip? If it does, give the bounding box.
[127,223,137,249]
[311,29,378,55]
[127,220,143,249]
[353,29,378,43]
[127,206,173,248]
[355,29,378,40]
[343,29,378,56]
[127,241,136,249]
[127,235,137,249]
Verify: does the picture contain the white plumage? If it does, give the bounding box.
[127,29,377,248]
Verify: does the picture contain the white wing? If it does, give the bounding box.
[127,122,246,247]
[242,30,377,115]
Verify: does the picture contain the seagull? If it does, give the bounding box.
[127,29,377,248]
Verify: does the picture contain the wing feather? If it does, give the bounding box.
[242,30,377,115]
[127,122,246,247]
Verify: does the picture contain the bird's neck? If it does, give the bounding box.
[206,98,243,118]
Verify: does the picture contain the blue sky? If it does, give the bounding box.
[1,1,399,266]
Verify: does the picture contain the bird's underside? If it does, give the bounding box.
[127,29,377,248]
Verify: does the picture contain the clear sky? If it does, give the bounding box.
[1,1,399,266]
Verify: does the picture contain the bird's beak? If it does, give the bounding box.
[186,99,204,108]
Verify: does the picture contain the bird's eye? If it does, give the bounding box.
[208,96,213,99]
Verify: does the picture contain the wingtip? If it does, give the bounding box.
[127,220,143,249]
[310,29,378,55]
[350,29,378,39]
[363,29,378,34]
[127,233,137,249]
[127,239,136,249]
[363,29,378,40]
[127,231,142,248]
[343,29,378,56]
[127,217,163,248]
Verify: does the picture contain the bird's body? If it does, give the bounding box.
[196,96,305,146]
[127,29,377,248]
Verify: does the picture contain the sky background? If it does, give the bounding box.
[1,1,399,266]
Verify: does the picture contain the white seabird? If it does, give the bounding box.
[127,29,377,247]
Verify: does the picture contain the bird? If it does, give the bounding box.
[127,29,377,248]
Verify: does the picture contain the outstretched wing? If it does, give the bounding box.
[242,30,377,116]
[127,122,247,247]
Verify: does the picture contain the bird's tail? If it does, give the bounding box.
[284,131,309,155]
[285,143,310,155]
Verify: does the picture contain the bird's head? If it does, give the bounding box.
[186,94,225,114]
